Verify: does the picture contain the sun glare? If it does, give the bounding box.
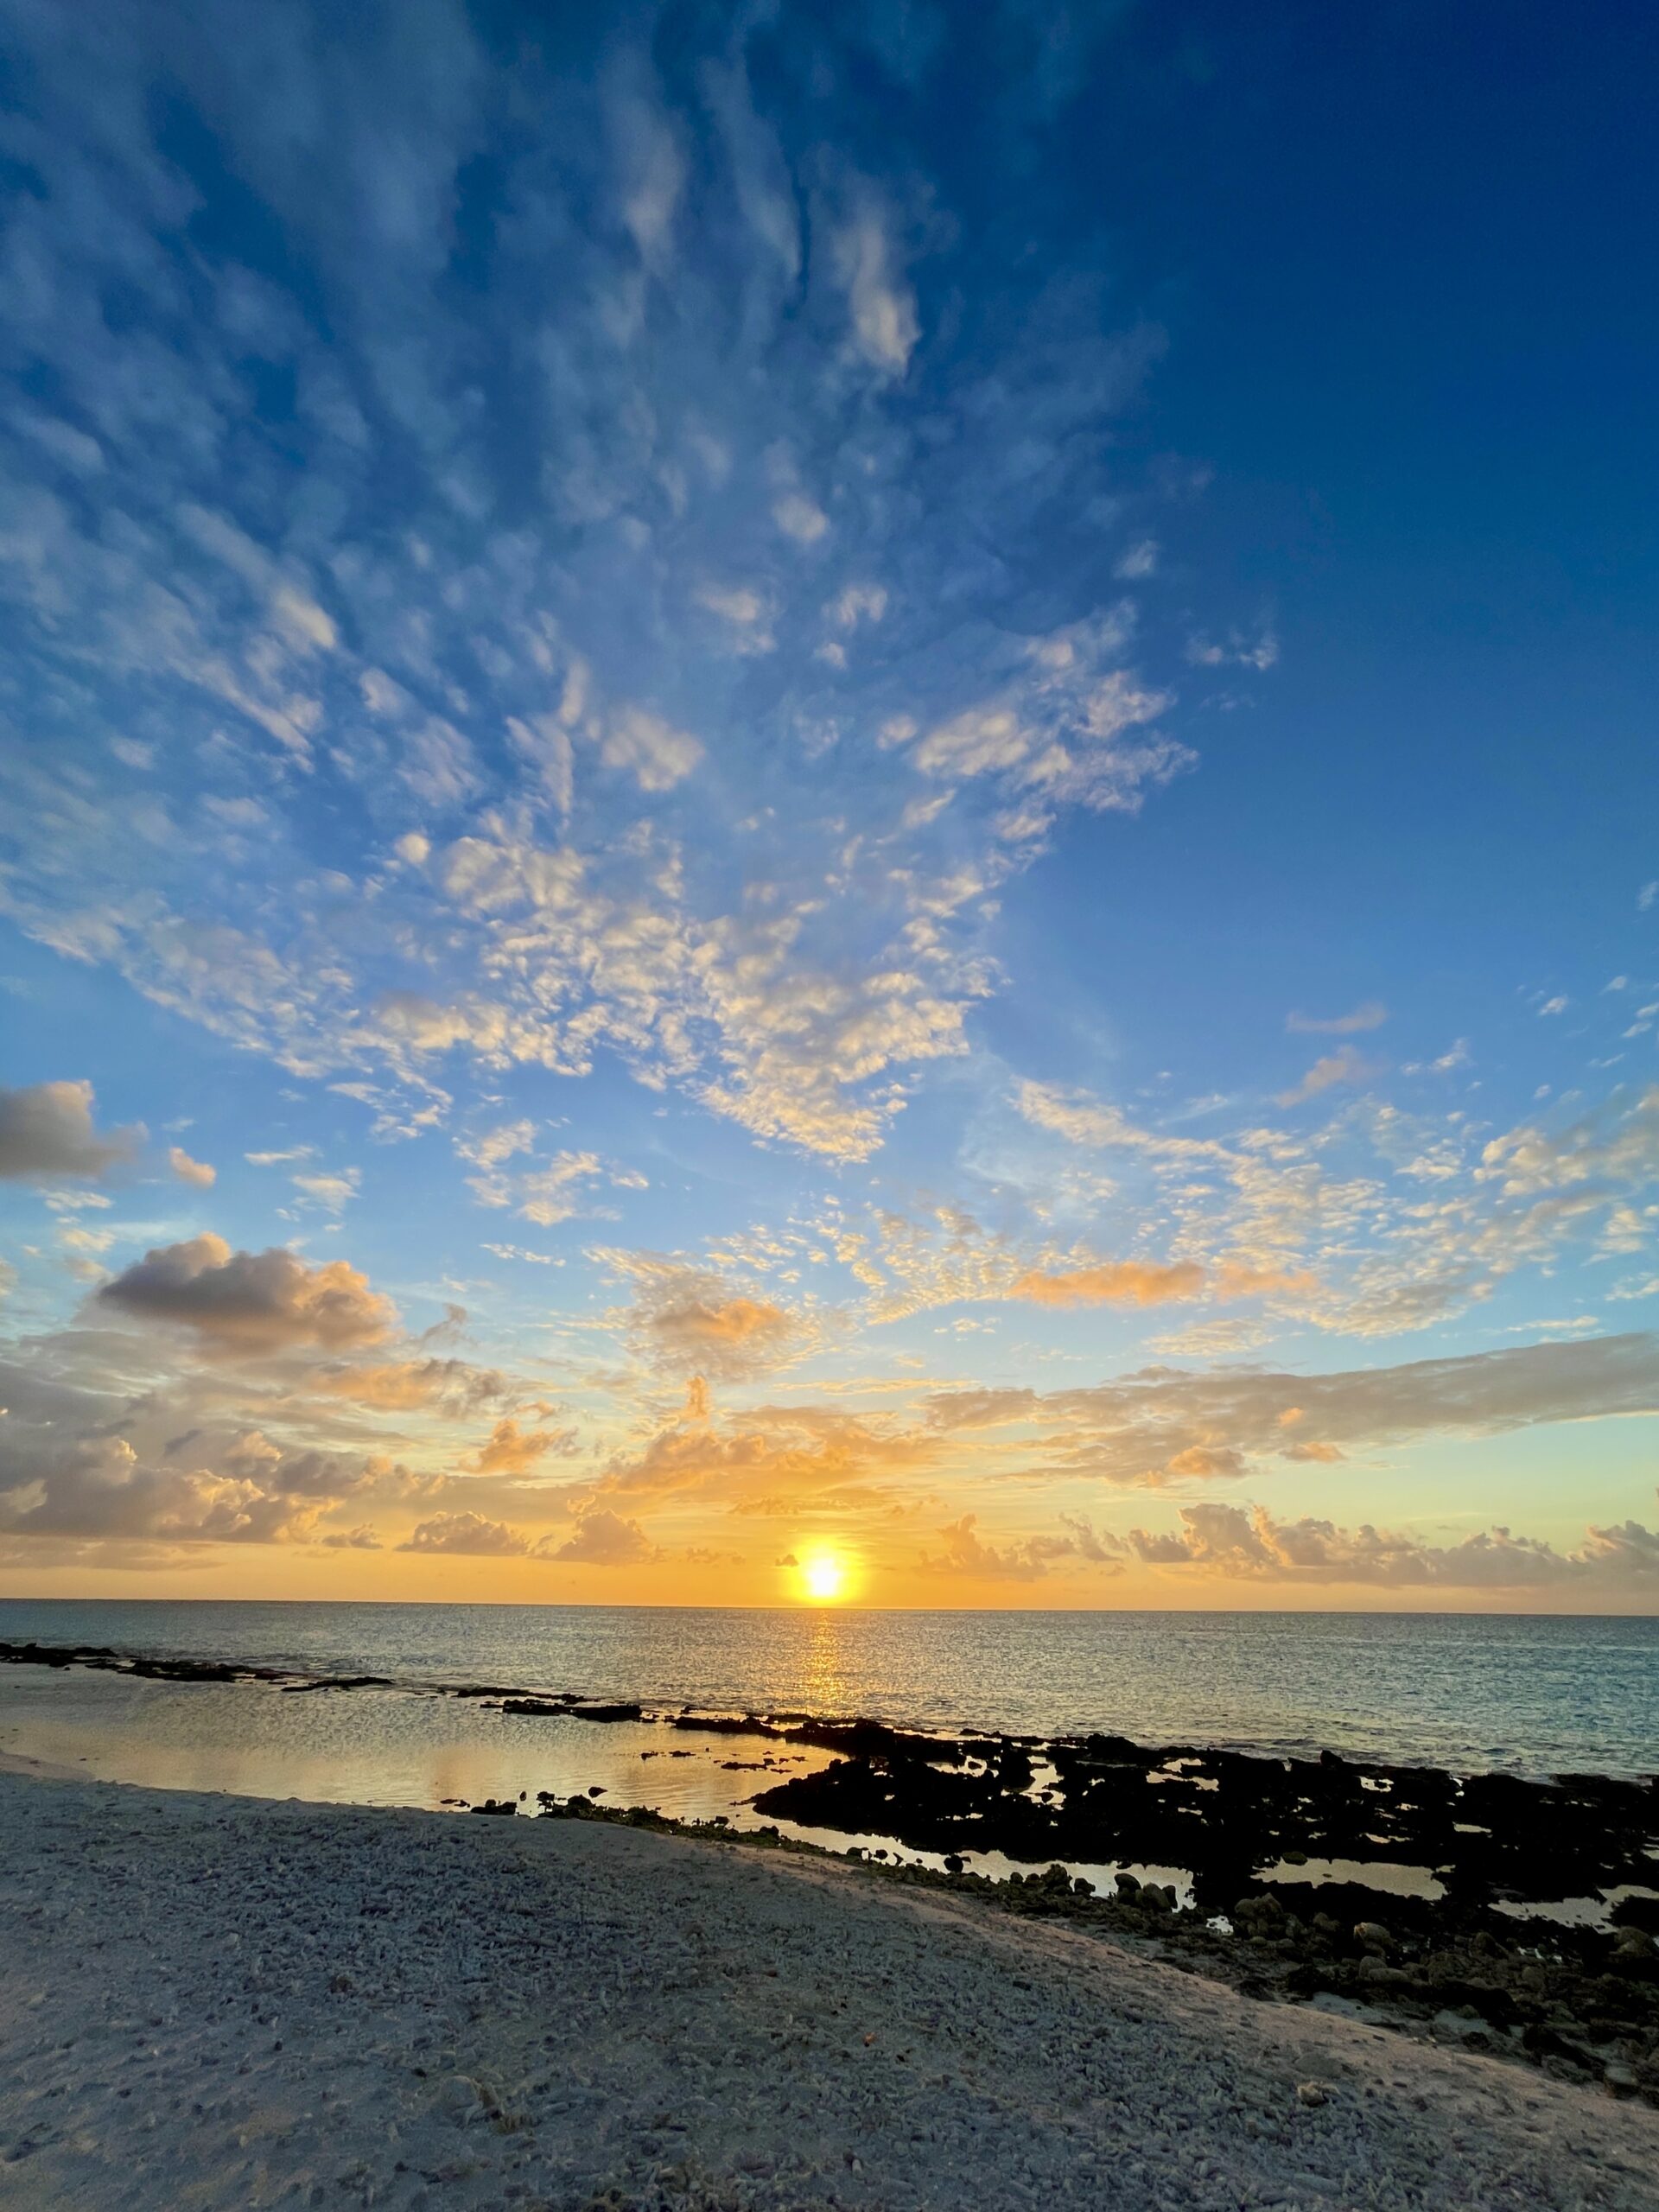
[799,1552,847,1604]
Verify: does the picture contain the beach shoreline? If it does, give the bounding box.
[3,1767,1658,2211]
[5,1630,1659,2119]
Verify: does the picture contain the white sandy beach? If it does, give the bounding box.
[2,1764,1655,2212]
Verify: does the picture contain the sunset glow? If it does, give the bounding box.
[799,1554,850,1605]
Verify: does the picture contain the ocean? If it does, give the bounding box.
[4,1600,1655,1907]
[3,1598,1656,1770]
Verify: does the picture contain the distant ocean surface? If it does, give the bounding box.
[3,1599,1656,1779]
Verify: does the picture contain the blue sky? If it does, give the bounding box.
[1,0,1656,1605]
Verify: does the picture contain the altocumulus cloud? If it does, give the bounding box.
[598,1251,808,1380]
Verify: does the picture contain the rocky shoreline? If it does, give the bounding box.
[8,1633,1657,2107]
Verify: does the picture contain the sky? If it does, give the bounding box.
[1,0,1656,1611]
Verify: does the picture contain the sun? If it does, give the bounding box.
[798,1551,847,1604]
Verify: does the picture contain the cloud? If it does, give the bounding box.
[1185,629,1279,671]
[168,1144,217,1188]
[549,1507,657,1566]
[1007,1256,1316,1312]
[1477,1085,1659,1199]
[599,1251,804,1379]
[291,1167,359,1213]
[1014,1078,1226,1165]
[0,9,1201,1188]
[909,625,1181,821]
[832,199,918,375]
[505,715,575,818]
[399,1510,534,1557]
[599,705,703,792]
[457,1126,645,1226]
[456,1121,537,1178]
[924,1513,1061,1582]
[395,1502,652,1565]
[1277,1046,1382,1107]
[825,583,887,631]
[772,491,830,543]
[0,1081,141,1180]
[98,1234,395,1355]
[1286,1001,1387,1036]
[1125,1497,1659,1591]
[311,1357,507,1414]
[465,1415,578,1476]
[1009,1260,1205,1306]
[925,1332,1659,1490]
[0,1421,391,1548]
[694,581,775,651]
[921,1510,1121,1583]
[602,1401,935,1516]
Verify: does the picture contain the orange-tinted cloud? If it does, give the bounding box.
[599,1252,805,1378]
[1211,1262,1321,1299]
[99,1234,395,1356]
[1009,1260,1205,1306]
[1010,1258,1319,1308]
[399,1510,535,1556]
[1277,1045,1382,1107]
[314,1357,507,1413]
[465,1415,578,1476]
[1127,1497,1659,1589]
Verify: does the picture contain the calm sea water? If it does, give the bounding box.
[2,1599,1655,1777]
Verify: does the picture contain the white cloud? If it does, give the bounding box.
[693,581,775,652]
[772,492,830,544]
[292,1166,360,1214]
[505,715,575,817]
[825,583,887,631]
[832,201,918,375]
[168,1145,216,1188]
[599,705,703,791]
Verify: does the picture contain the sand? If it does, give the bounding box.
[2,1766,1655,2211]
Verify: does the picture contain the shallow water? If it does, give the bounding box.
[3,1598,1655,1776]
[5,1601,1656,1916]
